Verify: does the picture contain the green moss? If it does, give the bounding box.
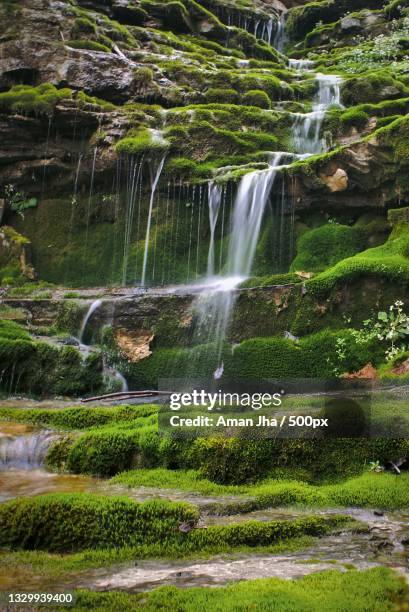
[0,404,157,430]
[291,223,368,273]
[307,207,409,295]
[75,91,117,111]
[342,72,407,105]
[205,88,239,103]
[59,568,409,611]
[112,469,409,510]
[242,89,271,109]
[0,494,198,552]
[287,0,382,40]
[67,39,112,52]
[340,108,369,129]
[0,84,72,116]
[72,17,97,36]
[0,318,104,396]
[116,128,170,155]
[223,329,379,382]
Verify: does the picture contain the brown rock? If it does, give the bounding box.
[114,328,153,362]
[341,363,379,380]
[319,168,348,192]
[391,358,409,376]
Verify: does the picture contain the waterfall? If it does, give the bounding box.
[266,18,273,46]
[83,147,98,272]
[227,154,283,277]
[0,432,58,470]
[207,182,222,276]
[273,14,286,52]
[79,299,129,391]
[141,156,166,286]
[288,59,314,73]
[122,157,144,286]
[79,299,102,343]
[194,154,283,376]
[292,73,342,155]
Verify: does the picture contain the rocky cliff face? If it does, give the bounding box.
[1,0,409,393]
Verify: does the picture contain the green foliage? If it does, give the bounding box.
[116,128,170,155]
[340,108,369,129]
[372,300,409,360]
[73,569,409,612]
[0,318,104,396]
[223,329,378,382]
[242,89,271,109]
[134,66,154,87]
[291,223,368,273]
[0,84,72,116]
[307,206,409,295]
[66,429,141,476]
[0,494,198,552]
[205,88,239,103]
[67,39,111,52]
[342,72,406,105]
[5,184,37,217]
[0,404,157,430]
[112,469,409,510]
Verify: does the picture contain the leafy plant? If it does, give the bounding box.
[374,300,409,360]
[5,184,37,218]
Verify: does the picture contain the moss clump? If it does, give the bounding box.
[291,223,368,273]
[0,319,104,396]
[72,16,97,36]
[340,108,369,129]
[67,39,112,52]
[242,89,271,109]
[0,84,72,116]
[205,88,239,103]
[72,568,409,611]
[286,0,382,40]
[0,404,156,430]
[223,329,380,382]
[0,494,198,552]
[116,128,170,155]
[342,72,407,105]
[306,207,409,295]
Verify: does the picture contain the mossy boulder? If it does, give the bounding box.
[0,494,198,552]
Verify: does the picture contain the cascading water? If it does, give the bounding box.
[122,156,144,286]
[79,299,102,343]
[194,154,284,377]
[0,431,59,470]
[292,73,342,155]
[273,14,286,52]
[288,59,314,73]
[141,155,166,286]
[207,182,222,276]
[78,299,128,392]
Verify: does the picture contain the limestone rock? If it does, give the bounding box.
[114,328,154,362]
[319,168,348,192]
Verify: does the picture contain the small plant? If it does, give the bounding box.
[5,185,37,218]
[374,301,409,360]
[368,460,384,473]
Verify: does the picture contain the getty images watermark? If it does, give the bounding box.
[156,379,384,439]
[168,389,283,411]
